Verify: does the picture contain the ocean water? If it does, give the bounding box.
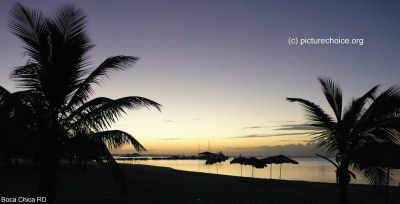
[118,157,400,186]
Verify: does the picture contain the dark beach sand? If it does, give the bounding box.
[1,162,399,204]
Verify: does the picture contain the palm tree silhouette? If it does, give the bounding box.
[8,3,161,203]
[287,77,400,204]
[0,87,40,167]
[0,86,20,167]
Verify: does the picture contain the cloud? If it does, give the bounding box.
[229,134,270,139]
[228,132,311,139]
[226,146,257,150]
[225,142,324,157]
[193,118,205,121]
[273,124,323,131]
[164,120,177,123]
[272,139,310,143]
[241,126,268,130]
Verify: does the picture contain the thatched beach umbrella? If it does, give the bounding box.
[246,157,267,178]
[261,155,298,181]
[247,157,267,168]
[206,157,223,164]
[230,156,249,177]
[352,142,400,204]
[206,157,223,174]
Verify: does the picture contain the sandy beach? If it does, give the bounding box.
[1,162,399,204]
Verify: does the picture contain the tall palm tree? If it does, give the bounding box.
[8,3,161,203]
[287,77,400,204]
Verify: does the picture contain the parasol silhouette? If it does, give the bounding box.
[261,155,298,182]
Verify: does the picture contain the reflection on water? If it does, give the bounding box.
[119,157,400,186]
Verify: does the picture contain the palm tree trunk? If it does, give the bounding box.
[36,144,59,203]
[386,167,389,204]
[36,123,61,204]
[279,164,282,185]
[270,164,272,179]
[337,162,349,204]
[36,155,58,203]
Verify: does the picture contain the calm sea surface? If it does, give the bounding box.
[118,157,400,186]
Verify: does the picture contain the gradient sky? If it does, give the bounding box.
[0,0,399,156]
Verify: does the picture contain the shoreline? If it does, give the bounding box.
[117,157,400,186]
[1,163,399,203]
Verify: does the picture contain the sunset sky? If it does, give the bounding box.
[0,0,399,156]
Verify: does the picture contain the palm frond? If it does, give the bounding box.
[92,140,128,195]
[372,127,400,144]
[342,85,378,126]
[43,4,94,107]
[314,132,342,155]
[286,97,340,152]
[90,130,146,152]
[352,164,392,186]
[71,96,161,132]
[0,87,12,119]
[67,56,139,109]
[0,86,11,99]
[319,77,343,122]
[341,86,379,149]
[357,86,400,143]
[316,154,339,168]
[108,96,162,112]
[50,4,88,43]
[62,97,114,129]
[286,97,335,130]
[10,63,43,90]
[8,3,50,72]
[0,89,41,132]
[362,85,400,122]
[47,3,93,94]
